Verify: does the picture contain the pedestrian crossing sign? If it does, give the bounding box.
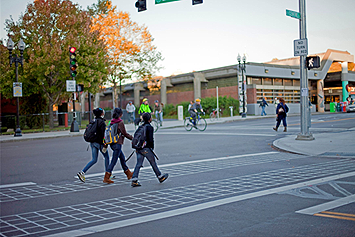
[13,82,22,97]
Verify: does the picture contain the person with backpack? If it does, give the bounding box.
[77,108,109,183]
[273,97,289,132]
[104,108,133,184]
[131,112,168,187]
[259,97,268,116]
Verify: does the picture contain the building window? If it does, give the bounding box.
[293,80,300,86]
[274,78,283,85]
[263,78,272,85]
[251,78,261,85]
[284,79,292,86]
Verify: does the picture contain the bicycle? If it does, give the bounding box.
[184,112,207,131]
[209,108,221,121]
[135,116,159,133]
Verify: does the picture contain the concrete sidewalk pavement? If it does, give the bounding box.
[2,113,354,160]
[0,114,276,143]
[272,128,355,158]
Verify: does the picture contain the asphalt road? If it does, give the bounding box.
[1,113,354,237]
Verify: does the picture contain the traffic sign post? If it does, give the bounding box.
[155,0,180,4]
[294,38,308,56]
[286,9,300,19]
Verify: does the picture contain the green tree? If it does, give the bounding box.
[90,0,163,108]
[4,0,109,128]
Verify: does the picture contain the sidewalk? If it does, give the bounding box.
[2,113,354,159]
[273,128,355,158]
[0,114,275,143]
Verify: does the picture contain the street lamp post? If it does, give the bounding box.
[238,53,247,118]
[7,37,26,137]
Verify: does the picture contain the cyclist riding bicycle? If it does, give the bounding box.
[138,98,152,115]
[189,98,204,126]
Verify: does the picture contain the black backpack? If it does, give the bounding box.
[83,119,98,142]
[132,124,147,149]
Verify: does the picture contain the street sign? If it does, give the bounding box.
[155,0,179,4]
[13,82,22,97]
[66,80,76,92]
[306,56,320,69]
[294,38,308,56]
[286,9,300,19]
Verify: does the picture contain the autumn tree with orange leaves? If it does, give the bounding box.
[90,0,163,108]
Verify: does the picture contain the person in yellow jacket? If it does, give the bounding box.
[138,98,152,115]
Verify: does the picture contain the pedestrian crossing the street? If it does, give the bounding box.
[1,158,355,237]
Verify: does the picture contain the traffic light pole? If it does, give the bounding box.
[296,0,314,140]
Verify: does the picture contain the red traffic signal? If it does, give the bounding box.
[69,47,77,78]
[69,47,76,53]
[135,0,146,12]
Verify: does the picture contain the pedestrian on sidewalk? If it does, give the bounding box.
[259,97,268,116]
[154,100,163,126]
[273,97,289,132]
[104,108,133,184]
[77,108,109,183]
[131,113,168,187]
[126,101,136,124]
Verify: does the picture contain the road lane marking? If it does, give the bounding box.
[0,182,36,189]
[79,151,279,178]
[46,171,355,237]
[314,213,355,221]
[157,132,276,137]
[288,117,355,126]
[321,211,355,217]
[295,194,355,215]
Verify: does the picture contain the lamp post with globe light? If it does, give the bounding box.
[7,37,26,137]
[237,53,247,118]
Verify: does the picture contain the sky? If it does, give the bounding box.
[1,0,355,77]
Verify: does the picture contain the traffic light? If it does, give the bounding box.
[69,47,77,78]
[192,0,203,5]
[306,56,320,70]
[135,0,146,12]
[76,84,84,92]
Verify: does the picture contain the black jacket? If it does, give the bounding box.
[94,117,106,145]
[143,122,154,150]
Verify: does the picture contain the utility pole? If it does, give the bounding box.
[296,0,314,140]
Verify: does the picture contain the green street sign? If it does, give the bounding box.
[286,9,300,19]
[155,0,180,4]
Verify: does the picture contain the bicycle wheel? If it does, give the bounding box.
[184,118,193,131]
[209,112,216,121]
[196,118,207,131]
[151,120,159,133]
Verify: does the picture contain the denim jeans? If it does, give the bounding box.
[128,112,135,123]
[261,106,267,116]
[82,142,110,173]
[276,115,287,127]
[107,143,128,173]
[132,148,161,181]
[155,111,163,124]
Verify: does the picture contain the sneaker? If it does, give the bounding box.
[77,171,85,183]
[131,180,141,187]
[159,173,169,183]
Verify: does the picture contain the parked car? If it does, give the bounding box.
[346,104,355,112]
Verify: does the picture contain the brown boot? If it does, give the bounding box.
[283,127,287,132]
[124,169,133,180]
[103,172,114,184]
[273,127,278,131]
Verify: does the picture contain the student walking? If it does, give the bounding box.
[126,101,136,123]
[77,108,109,183]
[131,113,168,187]
[259,97,268,116]
[104,108,133,184]
[273,97,289,132]
[154,100,163,126]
